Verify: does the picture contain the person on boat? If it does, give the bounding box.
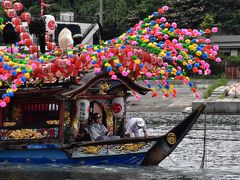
[75,119,91,142]
[125,118,148,138]
[89,113,111,141]
[89,113,120,141]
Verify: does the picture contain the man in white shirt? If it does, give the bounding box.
[125,118,148,138]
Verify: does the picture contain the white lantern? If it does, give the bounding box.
[44,15,56,35]
[112,97,124,118]
[76,99,90,120]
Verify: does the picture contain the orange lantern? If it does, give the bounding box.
[13,2,23,11]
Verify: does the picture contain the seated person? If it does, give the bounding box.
[125,118,148,138]
[75,119,91,142]
[89,113,120,141]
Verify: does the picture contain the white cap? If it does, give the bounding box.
[136,118,145,127]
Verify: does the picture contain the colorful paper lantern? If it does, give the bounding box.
[15,25,26,33]
[21,12,31,21]
[44,15,56,35]
[6,9,16,18]
[76,99,90,120]
[13,2,23,11]
[29,45,38,53]
[11,17,21,26]
[24,38,33,47]
[47,42,56,51]
[112,97,124,118]
[2,0,12,9]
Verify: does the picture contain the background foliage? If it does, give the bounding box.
[18,0,240,39]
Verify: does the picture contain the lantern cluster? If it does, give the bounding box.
[0,4,222,107]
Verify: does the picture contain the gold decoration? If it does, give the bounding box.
[99,82,111,95]
[3,122,16,127]
[64,111,71,126]
[46,120,60,125]
[83,146,101,154]
[122,143,144,151]
[167,132,177,145]
[104,106,113,128]
[9,129,42,139]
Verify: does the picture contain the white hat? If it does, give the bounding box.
[136,118,145,127]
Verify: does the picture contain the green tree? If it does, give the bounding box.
[210,0,240,34]
[164,0,210,29]
[200,13,215,29]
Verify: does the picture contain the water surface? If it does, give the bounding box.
[1,112,240,179]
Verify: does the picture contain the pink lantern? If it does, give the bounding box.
[0,101,6,108]
[11,17,21,26]
[2,0,12,9]
[21,12,31,21]
[6,9,16,18]
[13,2,23,11]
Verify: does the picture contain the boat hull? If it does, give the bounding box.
[0,149,147,166]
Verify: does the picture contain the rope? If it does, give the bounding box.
[168,155,180,166]
[200,109,208,168]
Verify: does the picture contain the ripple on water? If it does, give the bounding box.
[0,113,240,179]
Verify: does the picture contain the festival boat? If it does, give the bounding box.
[0,71,205,166]
[0,2,219,166]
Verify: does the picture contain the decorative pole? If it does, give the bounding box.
[40,0,44,16]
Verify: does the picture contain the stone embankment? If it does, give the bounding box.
[127,79,214,112]
[127,79,240,113]
[193,79,240,114]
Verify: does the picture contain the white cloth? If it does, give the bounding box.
[89,123,108,141]
[125,118,146,137]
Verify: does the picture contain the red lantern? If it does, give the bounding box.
[24,38,33,47]
[47,42,56,51]
[11,17,21,26]
[79,54,87,63]
[21,12,31,21]
[51,62,58,74]
[3,96,10,103]
[15,25,26,33]
[20,32,30,40]
[6,9,16,18]
[13,2,23,11]
[3,0,12,9]
[29,45,38,53]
